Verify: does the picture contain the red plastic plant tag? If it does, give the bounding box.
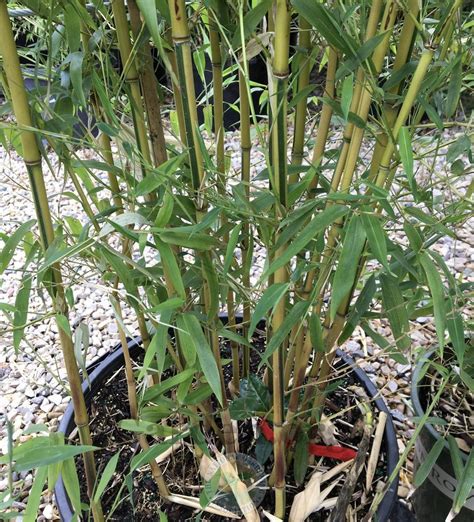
[259,419,357,462]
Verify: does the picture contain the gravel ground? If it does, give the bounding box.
[0,127,472,520]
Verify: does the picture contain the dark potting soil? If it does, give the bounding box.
[74,333,389,521]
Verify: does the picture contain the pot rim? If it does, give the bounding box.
[55,318,399,521]
[411,347,469,463]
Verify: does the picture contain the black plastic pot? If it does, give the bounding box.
[411,350,473,521]
[55,330,399,521]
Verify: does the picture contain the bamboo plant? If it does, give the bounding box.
[0,0,472,520]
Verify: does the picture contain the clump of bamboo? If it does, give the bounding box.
[1,0,468,520]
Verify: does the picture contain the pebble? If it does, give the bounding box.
[43,504,54,520]
[40,399,54,413]
[49,394,62,406]
[387,380,398,393]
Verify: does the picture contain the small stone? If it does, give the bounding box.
[40,399,53,413]
[396,363,410,375]
[49,394,62,406]
[387,380,398,393]
[25,386,36,398]
[43,504,54,520]
[398,485,410,498]
[7,409,18,422]
[381,365,391,376]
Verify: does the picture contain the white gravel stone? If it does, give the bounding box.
[43,504,54,520]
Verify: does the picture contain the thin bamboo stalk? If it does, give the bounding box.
[302,0,397,315]
[112,298,170,496]
[307,46,338,190]
[128,0,168,167]
[290,16,311,171]
[168,0,235,456]
[306,3,463,416]
[209,8,239,391]
[111,0,154,186]
[270,1,291,516]
[239,64,251,378]
[0,4,103,520]
[368,0,420,180]
[79,0,123,210]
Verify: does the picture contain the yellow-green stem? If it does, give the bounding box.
[270,1,291,516]
[290,16,311,171]
[0,4,103,519]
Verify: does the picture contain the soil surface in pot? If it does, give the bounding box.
[419,348,473,453]
[72,333,390,521]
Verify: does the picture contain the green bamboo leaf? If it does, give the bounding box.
[63,3,81,53]
[135,155,186,197]
[231,0,272,48]
[218,327,252,348]
[330,215,366,320]
[200,468,221,508]
[130,433,186,472]
[13,274,32,351]
[157,230,218,250]
[264,205,349,281]
[136,0,163,37]
[230,375,270,420]
[143,368,196,401]
[294,429,309,486]
[419,252,446,349]
[155,190,174,228]
[447,435,464,482]
[182,313,224,406]
[451,449,474,517]
[0,219,35,274]
[309,314,324,352]
[223,224,241,275]
[446,295,466,366]
[119,420,178,437]
[155,0,170,24]
[339,274,376,344]
[139,309,172,380]
[414,437,445,487]
[176,314,197,367]
[249,283,289,339]
[337,32,387,80]
[183,384,213,406]
[155,239,186,300]
[380,274,410,351]
[398,127,416,193]
[341,74,353,120]
[10,444,97,472]
[292,0,355,56]
[361,213,389,269]
[56,314,72,338]
[445,55,462,117]
[383,61,417,91]
[403,221,423,253]
[404,207,453,238]
[447,135,471,164]
[65,51,86,107]
[23,466,47,522]
[61,457,81,517]
[136,0,175,82]
[201,252,219,318]
[260,300,310,364]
